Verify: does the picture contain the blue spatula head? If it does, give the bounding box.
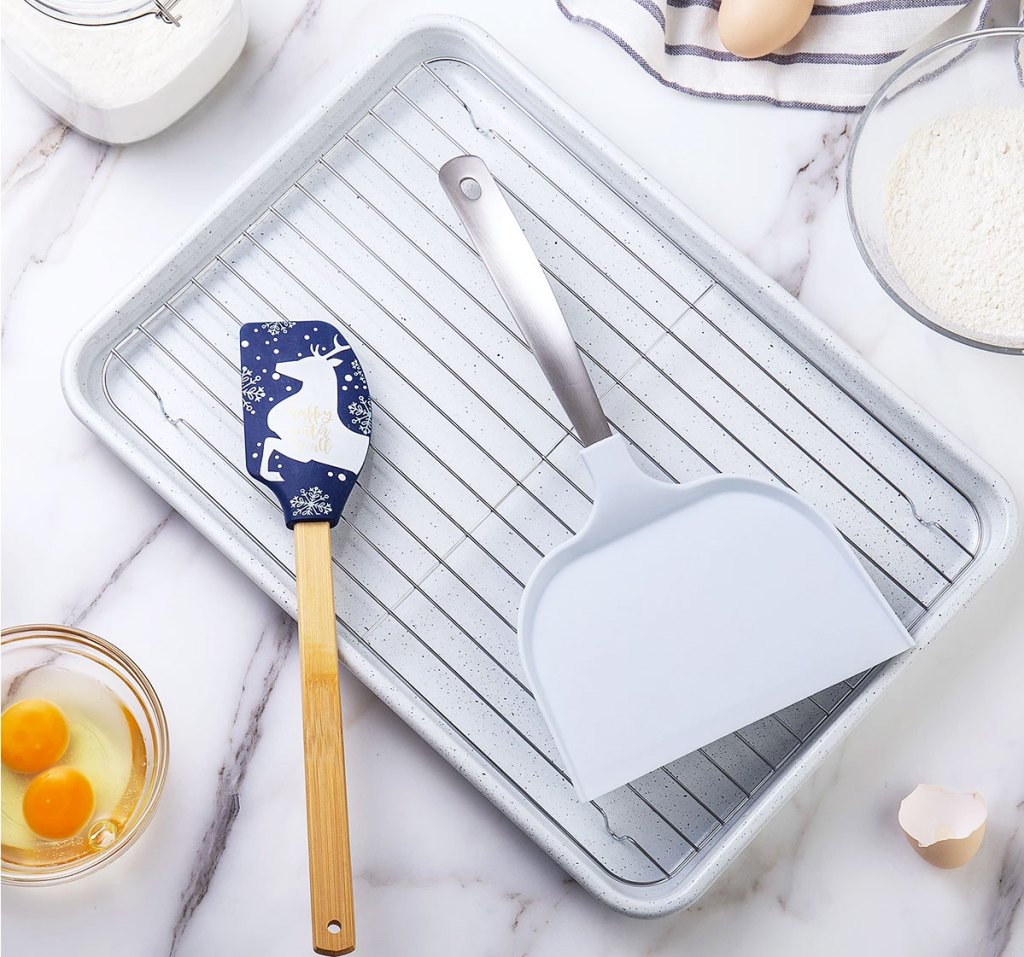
[240,320,371,528]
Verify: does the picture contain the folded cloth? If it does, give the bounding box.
[557,0,1002,111]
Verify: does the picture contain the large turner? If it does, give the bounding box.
[241,320,371,954]
[440,155,915,802]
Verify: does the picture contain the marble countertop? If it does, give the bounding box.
[3,2,1023,955]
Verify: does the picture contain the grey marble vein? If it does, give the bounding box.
[985,800,1024,957]
[260,0,323,80]
[166,612,294,957]
[768,751,844,913]
[507,877,575,956]
[746,117,852,299]
[2,120,69,197]
[67,509,174,627]
[2,136,119,331]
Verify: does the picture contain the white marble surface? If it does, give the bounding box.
[3,2,1023,955]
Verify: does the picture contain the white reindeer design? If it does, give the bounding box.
[259,335,370,483]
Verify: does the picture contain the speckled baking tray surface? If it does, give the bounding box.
[63,19,1016,915]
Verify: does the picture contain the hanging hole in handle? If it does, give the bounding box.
[459,176,482,200]
[327,920,343,935]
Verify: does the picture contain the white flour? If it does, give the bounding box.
[885,107,1024,348]
[1,0,244,142]
[2,0,235,106]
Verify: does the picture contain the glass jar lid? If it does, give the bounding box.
[23,0,182,26]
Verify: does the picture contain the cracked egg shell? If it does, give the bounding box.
[898,785,987,869]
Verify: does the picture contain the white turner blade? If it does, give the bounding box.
[521,436,915,802]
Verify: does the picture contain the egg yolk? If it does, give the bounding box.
[1,699,70,774]
[23,766,95,841]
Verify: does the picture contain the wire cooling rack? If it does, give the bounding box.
[66,23,1015,915]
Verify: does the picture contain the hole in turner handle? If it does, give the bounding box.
[439,155,612,448]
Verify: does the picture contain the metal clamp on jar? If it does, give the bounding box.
[1,0,248,144]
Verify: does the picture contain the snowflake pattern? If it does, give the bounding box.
[350,358,367,387]
[260,319,296,335]
[347,395,372,435]
[289,486,332,517]
[241,366,265,415]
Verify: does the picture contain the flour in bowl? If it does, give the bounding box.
[885,107,1024,348]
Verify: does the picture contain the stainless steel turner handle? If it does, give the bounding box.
[440,155,612,448]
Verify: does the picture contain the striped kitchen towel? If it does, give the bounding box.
[557,0,1002,111]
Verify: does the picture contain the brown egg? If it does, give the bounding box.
[718,0,815,59]
[898,785,987,869]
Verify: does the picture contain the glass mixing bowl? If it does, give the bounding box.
[1,625,169,885]
[846,28,1024,354]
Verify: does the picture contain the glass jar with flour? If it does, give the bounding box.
[1,0,247,144]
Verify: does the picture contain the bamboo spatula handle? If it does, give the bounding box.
[294,521,356,955]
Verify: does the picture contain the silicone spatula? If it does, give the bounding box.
[241,319,372,955]
[441,155,915,802]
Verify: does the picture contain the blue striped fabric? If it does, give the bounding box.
[558,0,996,110]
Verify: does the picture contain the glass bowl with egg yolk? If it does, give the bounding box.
[1,625,168,885]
